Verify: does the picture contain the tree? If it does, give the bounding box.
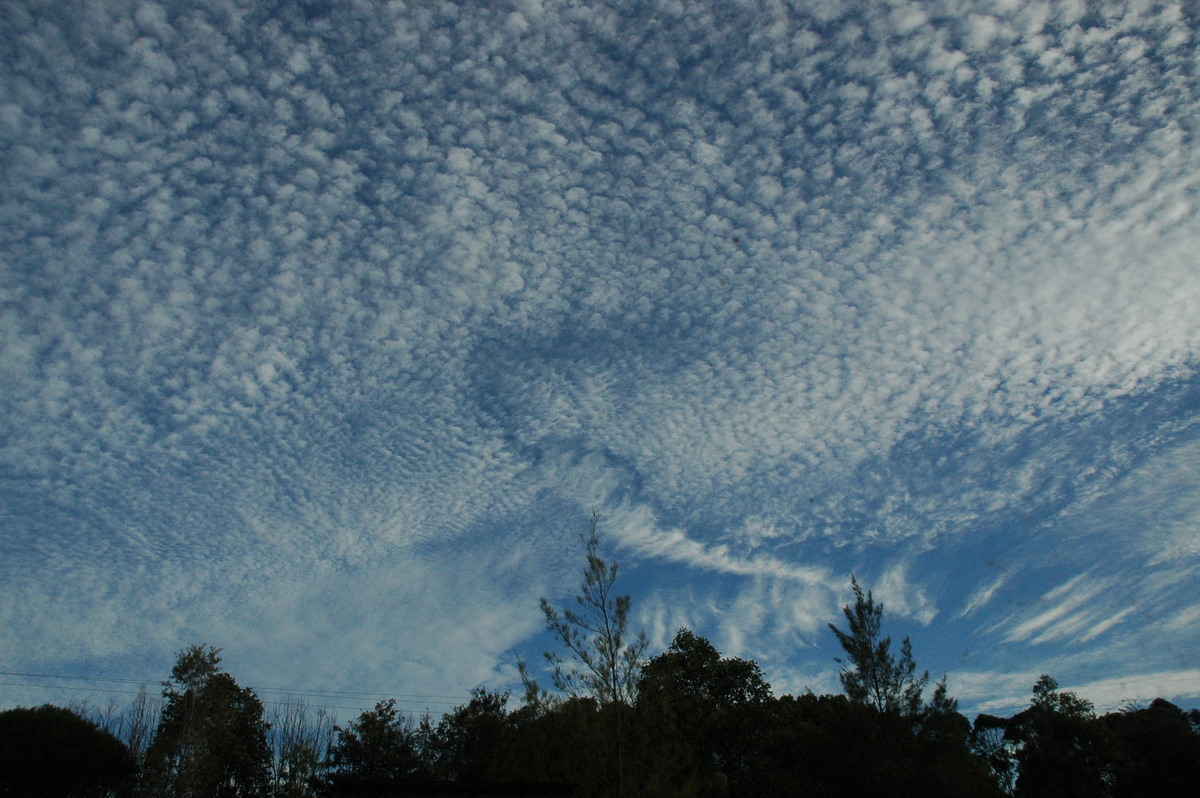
[327,699,427,782]
[504,696,613,794]
[122,686,161,767]
[972,712,1019,795]
[141,645,271,797]
[638,629,771,708]
[910,677,1004,797]
[759,691,898,797]
[635,629,772,796]
[1104,697,1200,798]
[1030,674,1095,717]
[827,575,928,716]
[428,689,516,782]
[0,704,136,797]
[521,511,649,708]
[974,675,1110,798]
[519,512,648,797]
[1017,675,1110,798]
[268,697,335,797]
[69,686,160,769]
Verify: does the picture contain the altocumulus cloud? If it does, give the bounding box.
[2,0,1198,715]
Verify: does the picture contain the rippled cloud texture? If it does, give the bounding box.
[3,0,1198,715]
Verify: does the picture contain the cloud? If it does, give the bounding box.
[873,561,938,625]
[959,571,1011,618]
[963,668,1200,717]
[2,0,1198,714]
[1000,574,1100,644]
[606,502,831,584]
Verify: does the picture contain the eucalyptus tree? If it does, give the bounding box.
[428,689,515,783]
[635,629,772,795]
[327,699,427,783]
[1104,698,1200,798]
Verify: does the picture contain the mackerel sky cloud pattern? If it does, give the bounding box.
[2,0,1198,715]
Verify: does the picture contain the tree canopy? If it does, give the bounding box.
[141,644,272,797]
[0,703,136,797]
[327,699,427,783]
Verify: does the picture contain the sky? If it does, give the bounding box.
[2,0,1199,723]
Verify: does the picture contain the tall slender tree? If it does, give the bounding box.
[828,575,928,716]
[520,512,648,798]
[123,686,161,768]
[521,511,648,709]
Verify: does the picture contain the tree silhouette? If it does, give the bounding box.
[518,512,648,797]
[1104,697,1200,798]
[828,575,928,716]
[0,704,136,797]
[141,644,271,797]
[974,675,1110,798]
[268,697,335,798]
[521,511,648,709]
[428,689,515,782]
[636,629,772,795]
[328,699,427,782]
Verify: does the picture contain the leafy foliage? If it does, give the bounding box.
[635,629,772,796]
[327,699,427,782]
[1104,698,1200,798]
[141,645,272,797]
[516,512,651,797]
[427,689,516,783]
[6,571,1197,798]
[973,675,1112,798]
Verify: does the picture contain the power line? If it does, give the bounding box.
[0,680,149,698]
[0,671,151,686]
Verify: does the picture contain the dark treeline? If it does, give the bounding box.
[3,520,1198,797]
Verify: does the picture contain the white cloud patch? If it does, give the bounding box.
[874,561,938,625]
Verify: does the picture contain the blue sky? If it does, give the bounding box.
[2,0,1198,721]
